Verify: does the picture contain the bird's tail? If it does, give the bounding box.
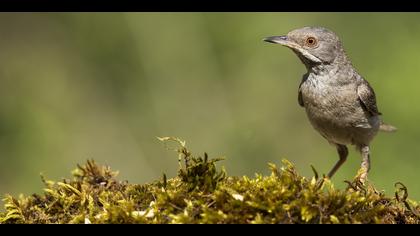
[379,122,397,132]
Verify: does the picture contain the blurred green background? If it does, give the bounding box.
[0,13,418,200]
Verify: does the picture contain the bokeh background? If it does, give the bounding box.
[0,12,419,200]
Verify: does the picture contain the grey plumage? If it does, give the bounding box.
[264,26,396,182]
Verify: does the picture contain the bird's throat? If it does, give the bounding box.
[293,50,321,71]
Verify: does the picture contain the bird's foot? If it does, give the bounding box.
[355,167,369,185]
[345,167,369,192]
[314,176,328,190]
[310,165,328,190]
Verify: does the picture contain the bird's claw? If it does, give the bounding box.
[356,166,369,182]
[314,176,327,190]
[345,167,370,192]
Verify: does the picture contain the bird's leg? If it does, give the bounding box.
[357,145,371,184]
[327,144,348,178]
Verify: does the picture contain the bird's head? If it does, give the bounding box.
[264,27,345,68]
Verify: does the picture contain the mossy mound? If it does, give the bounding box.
[1,137,419,224]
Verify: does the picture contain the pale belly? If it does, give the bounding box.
[300,79,380,146]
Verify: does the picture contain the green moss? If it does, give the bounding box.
[1,137,419,224]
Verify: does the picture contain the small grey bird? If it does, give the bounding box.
[264,26,396,182]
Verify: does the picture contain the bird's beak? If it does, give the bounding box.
[263,36,289,45]
[263,35,299,49]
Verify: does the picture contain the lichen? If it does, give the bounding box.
[0,137,419,224]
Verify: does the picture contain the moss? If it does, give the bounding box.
[0,137,419,224]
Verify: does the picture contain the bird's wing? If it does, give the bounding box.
[298,87,304,107]
[298,74,308,107]
[356,79,382,116]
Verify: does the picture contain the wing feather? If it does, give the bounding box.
[357,79,382,116]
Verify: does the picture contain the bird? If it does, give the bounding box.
[263,26,396,183]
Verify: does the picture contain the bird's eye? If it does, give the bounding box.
[305,37,318,47]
